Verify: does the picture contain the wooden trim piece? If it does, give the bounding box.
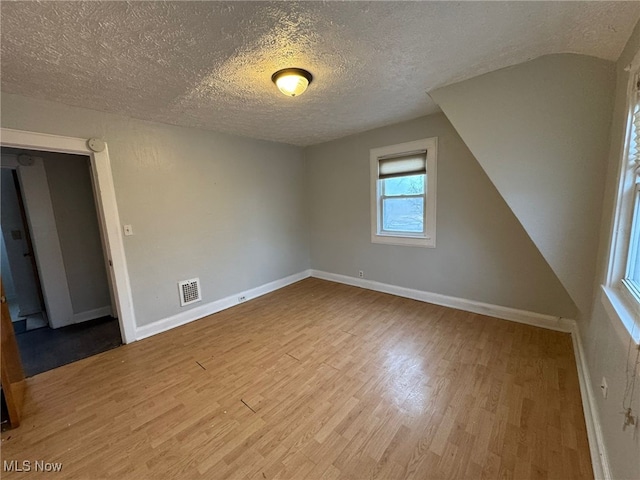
[1,280,25,428]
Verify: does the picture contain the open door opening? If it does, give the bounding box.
[0,147,122,377]
[0,129,136,346]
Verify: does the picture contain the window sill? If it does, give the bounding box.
[371,233,435,248]
[600,285,640,344]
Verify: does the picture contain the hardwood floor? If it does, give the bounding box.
[0,278,592,479]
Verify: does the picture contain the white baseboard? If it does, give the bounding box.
[134,270,312,341]
[570,323,611,480]
[311,270,574,332]
[73,306,113,324]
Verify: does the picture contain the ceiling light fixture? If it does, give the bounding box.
[271,68,313,97]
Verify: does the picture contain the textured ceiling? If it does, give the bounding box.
[2,1,640,146]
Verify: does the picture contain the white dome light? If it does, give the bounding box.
[271,68,313,97]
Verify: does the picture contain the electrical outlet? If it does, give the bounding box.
[359,271,364,278]
[238,296,246,303]
[600,377,608,399]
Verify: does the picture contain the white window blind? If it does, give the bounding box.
[378,150,427,179]
[632,76,640,173]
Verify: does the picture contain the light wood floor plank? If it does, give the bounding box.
[1,278,592,479]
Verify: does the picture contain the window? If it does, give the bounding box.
[370,138,437,247]
[621,96,640,302]
[603,64,640,342]
[624,169,640,295]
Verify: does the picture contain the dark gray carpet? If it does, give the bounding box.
[15,316,122,377]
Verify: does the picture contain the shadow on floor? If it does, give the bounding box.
[16,316,122,377]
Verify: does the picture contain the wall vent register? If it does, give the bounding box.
[178,278,201,306]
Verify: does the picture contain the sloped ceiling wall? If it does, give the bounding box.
[430,54,616,317]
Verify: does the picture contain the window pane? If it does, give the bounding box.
[630,246,640,283]
[628,189,640,284]
[382,174,425,196]
[382,197,424,233]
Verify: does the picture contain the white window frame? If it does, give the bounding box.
[601,52,640,345]
[370,137,437,248]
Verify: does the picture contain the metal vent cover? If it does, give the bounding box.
[178,278,201,306]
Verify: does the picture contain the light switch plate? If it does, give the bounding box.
[123,224,133,236]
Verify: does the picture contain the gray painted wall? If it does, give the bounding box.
[42,152,111,315]
[430,54,616,317]
[1,93,309,327]
[306,113,577,318]
[582,21,640,480]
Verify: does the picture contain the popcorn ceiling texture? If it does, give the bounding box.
[1,1,639,146]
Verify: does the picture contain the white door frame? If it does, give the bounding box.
[0,128,136,344]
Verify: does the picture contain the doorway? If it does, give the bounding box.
[0,129,136,344]
[1,147,122,376]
